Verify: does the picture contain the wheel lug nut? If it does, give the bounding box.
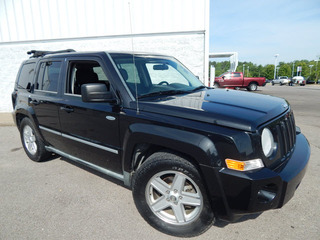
[166,190,170,194]
[179,196,183,199]
[174,189,178,193]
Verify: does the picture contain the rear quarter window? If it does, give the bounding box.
[17,63,36,89]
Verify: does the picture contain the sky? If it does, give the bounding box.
[209,0,320,65]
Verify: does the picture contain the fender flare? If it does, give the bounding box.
[122,123,220,173]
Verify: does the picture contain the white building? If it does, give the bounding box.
[0,0,210,112]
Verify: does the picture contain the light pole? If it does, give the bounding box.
[315,59,319,81]
[276,67,280,79]
[274,54,279,79]
[243,64,245,74]
[292,61,295,78]
[309,65,314,79]
[247,66,249,77]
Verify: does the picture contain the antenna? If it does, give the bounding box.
[128,1,139,114]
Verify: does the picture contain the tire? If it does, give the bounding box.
[132,152,214,237]
[20,118,51,162]
[213,83,219,88]
[280,82,283,86]
[247,83,258,91]
[272,81,274,86]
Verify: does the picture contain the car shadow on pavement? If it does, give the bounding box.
[59,156,128,189]
[213,213,262,228]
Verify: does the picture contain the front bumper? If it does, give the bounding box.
[201,132,310,222]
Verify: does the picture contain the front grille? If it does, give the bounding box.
[275,112,296,158]
[265,111,296,168]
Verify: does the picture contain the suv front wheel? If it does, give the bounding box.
[20,118,51,162]
[132,151,214,237]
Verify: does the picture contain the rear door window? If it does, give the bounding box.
[36,61,62,92]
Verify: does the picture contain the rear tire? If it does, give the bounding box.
[20,118,51,162]
[132,152,214,237]
[247,83,258,91]
[272,81,275,86]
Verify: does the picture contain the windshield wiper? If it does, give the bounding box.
[191,85,206,92]
[138,90,190,99]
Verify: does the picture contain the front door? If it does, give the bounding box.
[57,58,122,174]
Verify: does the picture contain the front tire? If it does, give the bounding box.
[20,118,51,162]
[132,152,214,237]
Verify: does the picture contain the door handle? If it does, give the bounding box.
[60,106,74,113]
[29,99,40,105]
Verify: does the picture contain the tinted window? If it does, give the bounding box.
[17,63,36,89]
[36,62,61,92]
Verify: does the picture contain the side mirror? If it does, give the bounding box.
[81,83,116,103]
[222,76,225,79]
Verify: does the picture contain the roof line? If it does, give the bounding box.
[0,30,205,46]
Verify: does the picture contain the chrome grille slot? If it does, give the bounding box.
[266,111,296,169]
[276,112,296,159]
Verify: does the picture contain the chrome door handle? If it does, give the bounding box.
[60,106,74,113]
[106,116,116,121]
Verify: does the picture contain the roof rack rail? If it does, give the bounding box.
[27,49,76,58]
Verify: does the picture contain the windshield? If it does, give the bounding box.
[110,54,204,99]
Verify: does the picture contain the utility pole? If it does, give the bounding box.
[243,64,245,74]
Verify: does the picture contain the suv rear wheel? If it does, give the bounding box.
[20,118,51,162]
[132,152,214,237]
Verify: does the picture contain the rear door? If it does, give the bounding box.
[30,59,64,148]
[57,57,122,174]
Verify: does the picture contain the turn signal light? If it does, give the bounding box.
[225,158,264,171]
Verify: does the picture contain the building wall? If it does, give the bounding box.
[0,0,207,42]
[0,0,209,112]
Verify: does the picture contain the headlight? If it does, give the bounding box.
[261,128,275,157]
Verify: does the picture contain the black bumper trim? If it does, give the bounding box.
[201,133,310,222]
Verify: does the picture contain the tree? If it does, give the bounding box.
[278,63,291,77]
[262,65,274,80]
[209,59,320,80]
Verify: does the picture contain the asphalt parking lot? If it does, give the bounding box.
[0,84,319,240]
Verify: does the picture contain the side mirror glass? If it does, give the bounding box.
[81,83,116,103]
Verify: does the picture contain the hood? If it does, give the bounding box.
[134,89,289,132]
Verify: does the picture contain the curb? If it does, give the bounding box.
[0,113,15,126]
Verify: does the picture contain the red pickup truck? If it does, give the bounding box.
[214,72,266,91]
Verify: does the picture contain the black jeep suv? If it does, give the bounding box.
[12,50,310,237]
